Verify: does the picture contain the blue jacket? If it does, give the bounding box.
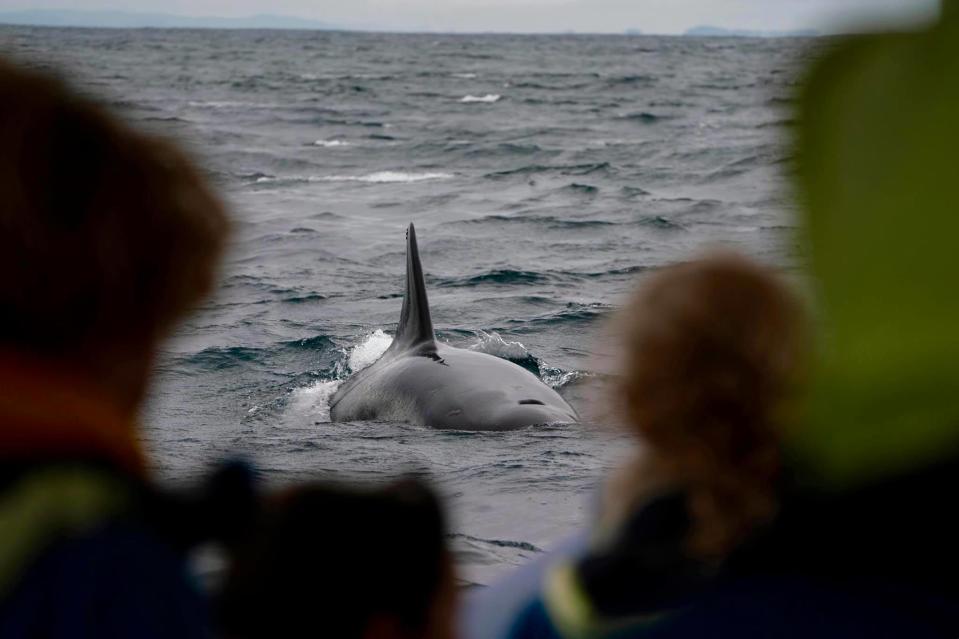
[0,465,210,639]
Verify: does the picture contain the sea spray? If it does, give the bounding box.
[348,329,393,371]
[287,330,394,423]
[288,379,341,423]
[468,330,532,361]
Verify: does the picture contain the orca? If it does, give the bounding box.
[329,224,579,430]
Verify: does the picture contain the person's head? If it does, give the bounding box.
[615,252,805,558]
[221,478,455,639]
[0,57,228,412]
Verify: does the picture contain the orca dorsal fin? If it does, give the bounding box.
[390,223,436,353]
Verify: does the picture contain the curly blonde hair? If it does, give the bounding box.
[614,253,805,559]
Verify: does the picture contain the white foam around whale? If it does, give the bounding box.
[348,329,394,372]
[468,330,531,361]
[288,330,394,423]
[289,380,341,423]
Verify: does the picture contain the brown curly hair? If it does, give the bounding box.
[0,56,229,405]
[614,253,806,559]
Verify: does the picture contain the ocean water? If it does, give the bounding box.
[1,26,814,585]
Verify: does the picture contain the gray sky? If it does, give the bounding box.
[0,0,941,33]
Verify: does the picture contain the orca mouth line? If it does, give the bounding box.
[518,399,545,405]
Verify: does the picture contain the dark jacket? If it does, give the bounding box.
[0,462,211,639]
[508,460,959,639]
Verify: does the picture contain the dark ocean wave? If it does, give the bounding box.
[428,265,650,292]
[564,183,599,195]
[511,80,594,91]
[434,269,551,287]
[448,214,617,230]
[638,215,686,230]
[619,185,652,198]
[570,266,648,279]
[177,335,336,371]
[616,111,674,123]
[703,155,772,180]
[605,74,657,86]
[653,197,724,213]
[519,97,589,106]
[142,115,188,123]
[483,161,615,179]
[692,82,758,92]
[282,293,329,304]
[462,142,553,157]
[499,303,611,330]
[504,351,542,376]
[180,345,265,370]
[446,51,503,60]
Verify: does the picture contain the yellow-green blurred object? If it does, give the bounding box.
[795,5,959,488]
[0,469,130,596]
[542,562,669,639]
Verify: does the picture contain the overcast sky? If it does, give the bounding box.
[0,0,941,33]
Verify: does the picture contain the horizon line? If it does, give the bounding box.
[0,8,827,37]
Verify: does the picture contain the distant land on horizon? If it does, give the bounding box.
[684,25,821,37]
[0,9,821,36]
[0,9,336,30]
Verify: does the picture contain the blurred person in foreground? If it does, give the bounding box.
[220,478,456,639]
[496,3,959,637]
[0,56,229,636]
[504,254,806,639]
